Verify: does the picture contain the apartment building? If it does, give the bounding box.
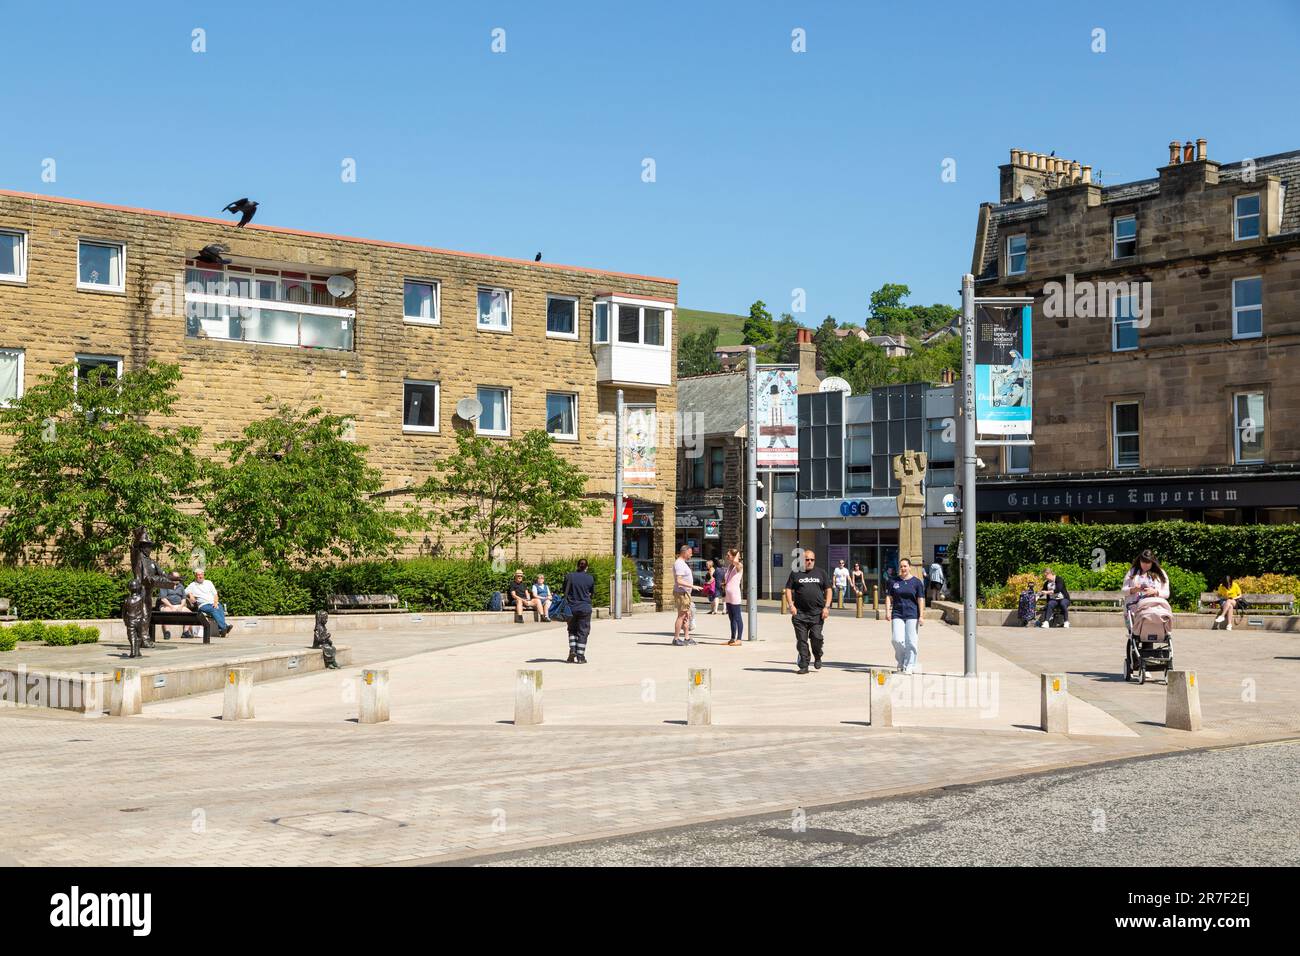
[0,190,679,597]
[970,141,1300,524]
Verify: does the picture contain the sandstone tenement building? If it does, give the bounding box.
[970,141,1300,524]
[0,190,679,599]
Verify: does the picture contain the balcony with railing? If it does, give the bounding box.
[593,296,673,387]
[183,264,356,351]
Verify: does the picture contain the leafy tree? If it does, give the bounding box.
[204,404,427,569]
[422,429,602,559]
[741,300,775,349]
[0,362,206,570]
[768,312,802,363]
[678,326,722,377]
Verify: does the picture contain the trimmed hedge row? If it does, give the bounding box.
[1,621,100,646]
[985,562,1207,612]
[954,521,1300,594]
[0,555,623,620]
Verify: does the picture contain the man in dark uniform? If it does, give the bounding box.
[783,548,831,675]
[562,558,596,663]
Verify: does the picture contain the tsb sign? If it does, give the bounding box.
[838,500,871,517]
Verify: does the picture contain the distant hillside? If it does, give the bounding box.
[676,308,747,346]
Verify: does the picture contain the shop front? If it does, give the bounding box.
[675,507,723,563]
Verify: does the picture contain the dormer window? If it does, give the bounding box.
[1234,194,1261,240]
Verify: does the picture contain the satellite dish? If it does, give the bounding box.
[326,274,355,298]
[455,397,483,421]
[1019,184,1038,202]
[819,376,852,396]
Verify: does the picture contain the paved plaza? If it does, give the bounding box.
[2,607,1298,865]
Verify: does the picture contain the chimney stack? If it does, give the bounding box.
[1196,138,1207,161]
[1169,141,1181,165]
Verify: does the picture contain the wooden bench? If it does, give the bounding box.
[1198,592,1295,616]
[327,594,407,614]
[0,598,15,622]
[497,592,541,624]
[1061,590,1123,608]
[151,609,216,644]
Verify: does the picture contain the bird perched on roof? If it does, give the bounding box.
[222,198,259,228]
[534,252,542,261]
[196,243,231,266]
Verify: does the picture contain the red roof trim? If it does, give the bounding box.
[0,189,679,287]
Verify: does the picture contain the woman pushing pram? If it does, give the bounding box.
[1121,548,1175,682]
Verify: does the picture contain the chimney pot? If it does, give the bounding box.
[1070,161,1081,182]
[1183,140,1194,163]
[1081,165,1092,184]
[1010,149,1021,166]
[1169,141,1181,165]
[1196,137,1207,161]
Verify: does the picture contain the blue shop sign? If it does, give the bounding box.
[838,500,871,517]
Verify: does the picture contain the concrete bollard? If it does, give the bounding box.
[1166,670,1202,731]
[1040,673,1069,734]
[359,668,390,724]
[868,668,894,727]
[687,668,711,726]
[109,667,141,717]
[222,667,254,721]
[514,669,543,726]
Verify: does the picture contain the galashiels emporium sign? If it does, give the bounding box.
[979,478,1300,512]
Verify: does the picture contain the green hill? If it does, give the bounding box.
[676,308,747,346]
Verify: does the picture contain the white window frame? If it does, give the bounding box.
[1233,193,1261,241]
[402,379,440,434]
[1006,444,1030,474]
[1111,292,1139,352]
[476,386,511,436]
[76,239,126,293]
[545,295,580,340]
[73,353,124,392]
[609,296,672,349]
[1112,401,1140,470]
[545,390,579,441]
[1232,276,1263,340]
[1233,391,1265,465]
[402,278,441,326]
[1112,215,1137,259]
[477,287,512,333]
[1005,234,1027,276]
[592,301,610,344]
[0,228,28,284]
[0,347,24,406]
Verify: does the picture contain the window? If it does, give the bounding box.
[74,354,123,394]
[78,240,125,292]
[709,445,725,487]
[689,452,705,489]
[477,287,511,331]
[1007,444,1030,474]
[1232,276,1263,339]
[546,296,578,339]
[1112,293,1140,351]
[1006,235,1027,276]
[1234,194,1260,241]
[476,386,510,435]
[775,473,796,493]
[1113,402,1140,469]
[593,302,610,344]
[184,262,355,349]
[846,422,872,492]
[0,229,27,283]
[545,391,577,439]
[1113,215,1137,258]
[0,348,23,405]
[614,302,667,346]
[403,280,439,325]
[1234,392,1265,464]
[402,380,439,432]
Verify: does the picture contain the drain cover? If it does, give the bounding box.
[270,809,407,837]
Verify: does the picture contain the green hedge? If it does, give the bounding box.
[988,561,1207,612]
[955,522,1300,594]
[0,555,621,620]
[0,628,17,652]
[3,621,100,646]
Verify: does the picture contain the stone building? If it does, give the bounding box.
[970,141,1300,524]
[0,189,679,598]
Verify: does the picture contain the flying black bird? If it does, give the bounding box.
[222,198,259,228]
[196,243,231,266]
[534,252,542,261]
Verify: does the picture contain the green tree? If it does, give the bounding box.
[742,300,775,350]
[678,326,722,377]
[768,312,802,363]
[0,362,206,570]
[422,429,602,559]
[204,404,427,569]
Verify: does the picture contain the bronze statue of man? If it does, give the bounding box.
[122,578,148,659]
[129,527,174,652]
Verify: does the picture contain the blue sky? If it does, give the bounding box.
[2,0,1297,322]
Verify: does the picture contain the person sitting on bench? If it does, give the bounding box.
[185,569,230,637]
[1037,567,1071,629]
[156,571,190,639]
[508,570,543,619]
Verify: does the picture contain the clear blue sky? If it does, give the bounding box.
[2,0,1297,322]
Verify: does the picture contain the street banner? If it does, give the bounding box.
[974,303,1032,435]
[623,404,657,484]
[755,365,799,469]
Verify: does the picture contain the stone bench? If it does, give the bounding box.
[0,598,15,622]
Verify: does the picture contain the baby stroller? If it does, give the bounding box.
[1124,600,1173,684]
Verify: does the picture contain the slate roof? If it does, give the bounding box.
[677,371,748,438]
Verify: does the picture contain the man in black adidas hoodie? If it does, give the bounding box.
[783,549,832,674]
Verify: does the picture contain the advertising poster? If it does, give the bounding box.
[974,303,1032,435]
[755,365,799,469]
[623,404,657,484]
